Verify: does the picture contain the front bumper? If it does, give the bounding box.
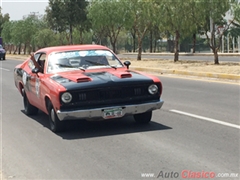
[56,99,164,121]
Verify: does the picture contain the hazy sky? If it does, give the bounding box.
[1,0,49,20]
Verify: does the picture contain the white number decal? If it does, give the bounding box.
[22,72,27,85]
[35,79,41,97]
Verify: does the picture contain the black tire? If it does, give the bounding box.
[134,111,152,124]
[3,55,5,60]
[23,91,38,115]
[47,101,64,133]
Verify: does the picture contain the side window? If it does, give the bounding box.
[34,53,41,61]
[28,53,46,73]
[28,60,35,70]
[37,54,46,73]
[28,53,41,70]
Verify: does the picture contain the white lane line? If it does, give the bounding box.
[170,109,240,129]
[0,67,10,71]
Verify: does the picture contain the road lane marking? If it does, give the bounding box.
[170,109,240,129]
[0,67,10,71]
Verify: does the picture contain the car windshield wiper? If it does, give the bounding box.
[85,60,117,69]
[78,67,86,71]
[55,63,85,71]
[55,63,75,68]
[85,60,106,66]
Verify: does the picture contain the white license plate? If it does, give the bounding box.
[102,108,123,119]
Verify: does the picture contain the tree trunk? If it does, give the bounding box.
[110,37,117,54]
[112,43,116,54]
[18,44,21,55]
[23,44,27,55]
[153,39,157,52]
[213,48,219,64]
[137,38,142,60]
[79,30,83,44]
[13,45,17,54]
[150,29,153,53]
[174,30,180,62]
[9,44,12,54]
[28,45,32,54]
[133,32,136,52]
[192,33,196,53]
[69,25,73,45]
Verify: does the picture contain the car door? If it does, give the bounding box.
[28,53,46,109]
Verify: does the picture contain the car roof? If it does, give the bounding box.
[36,44,110,54]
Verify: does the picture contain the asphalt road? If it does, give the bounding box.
[118,54,240,62]
[1,60,240,180]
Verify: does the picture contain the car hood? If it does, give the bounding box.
[50,69,156,91]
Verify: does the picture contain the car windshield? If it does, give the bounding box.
[47,49,123,73]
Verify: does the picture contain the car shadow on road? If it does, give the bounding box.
[21,110,172,140]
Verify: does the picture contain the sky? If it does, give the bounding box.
[1,0,49,21]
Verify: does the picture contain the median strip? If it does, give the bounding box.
[170,109,240,129]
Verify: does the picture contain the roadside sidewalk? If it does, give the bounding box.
[131,66,240,81]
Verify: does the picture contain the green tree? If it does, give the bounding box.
[126,0,158,60]
[196,0,232,64]
[231,0,240,23]
[88,0,130,53]
[187,0,203,53]
[34,29,59,48]
[1,21,13,52]
[72,28,92,44]
[46,0,66,33]
[156,0,194,62]
[0,7,10,36]
[2,14,45,54]
[10,20,24,54]
[46,0,89,45]
[21,16,40,54]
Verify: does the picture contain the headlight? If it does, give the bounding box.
[61,92,72,103]
[148,84,158,95]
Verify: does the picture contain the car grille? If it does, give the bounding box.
[60,84,160,110]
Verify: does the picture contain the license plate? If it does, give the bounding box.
[102,107,123,119]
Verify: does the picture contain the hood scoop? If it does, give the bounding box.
[121,73,132,78]
[77,77,91,82]
[111,71,132,78]
[60,74,92,83]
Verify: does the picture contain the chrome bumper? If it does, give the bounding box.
[56,99,164,121]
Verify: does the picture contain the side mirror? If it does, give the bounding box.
[124,61,131,69]
[32,68,40,74]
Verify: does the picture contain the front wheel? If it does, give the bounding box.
[23,90,38,115]
[134,111,152,124]
[47,102,64,133]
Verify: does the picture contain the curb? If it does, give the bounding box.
[121,52,240,56]
[131,66,240,81]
